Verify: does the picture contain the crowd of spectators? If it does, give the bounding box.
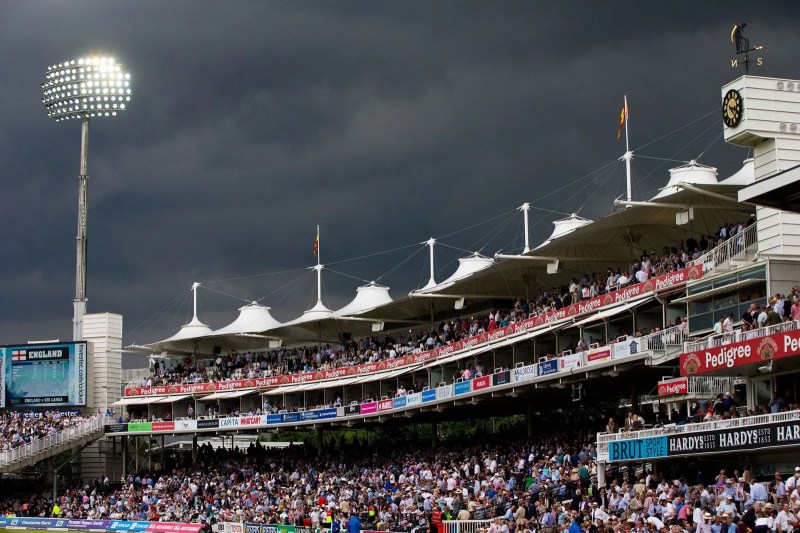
[0,422,600,530]
[0,410,100,453]
[4,413,800,533]
[604,393,800,436]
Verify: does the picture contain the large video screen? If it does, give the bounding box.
[0,342,87,408]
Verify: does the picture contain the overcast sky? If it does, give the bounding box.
[0,1,797,355]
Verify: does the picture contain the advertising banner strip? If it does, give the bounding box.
[108,521,151,531]
[343,404,361,415]
[146,523,203,533]
[667,419,800,456]
[607,419,800,462]
[607,436,669,462]
[453,381,471,395]
[125,264,701,397]
[657,378,688,396]
[492,370,511,386]
[473,376,490,390]
[536,360,557,377]
[680,329,800,376]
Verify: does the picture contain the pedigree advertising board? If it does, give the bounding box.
[680,329,800,376]
[657,378,688,396]
[126,264,701,398]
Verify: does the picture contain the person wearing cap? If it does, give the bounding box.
[719,495,737,517]
[754,503,773,533]
[697,511,714,533]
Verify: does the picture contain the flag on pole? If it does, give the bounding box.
[617,100,627,140]
[313,226,319,257]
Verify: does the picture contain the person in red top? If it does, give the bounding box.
[432,506,443,533]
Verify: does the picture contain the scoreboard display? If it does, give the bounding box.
[1,342,87,408]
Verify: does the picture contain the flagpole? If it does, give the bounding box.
[315,225,321,304]
[624,95,633,202]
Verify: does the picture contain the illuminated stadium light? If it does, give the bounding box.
[41,56,132,121]
[41,55,133,341]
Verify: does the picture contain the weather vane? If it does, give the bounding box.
[730,22,764,73]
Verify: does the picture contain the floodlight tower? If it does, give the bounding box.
[41,56,132,341]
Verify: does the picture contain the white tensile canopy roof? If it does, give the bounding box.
[212,302,282,335]
[335,282,393,317]
[283,300,335,327]
[147,316,215,354]
[145,159,757,351]
[534,213,593,251]
[653,160,719,199]
[718,158,755,186]
[413,253,494,294]
[357,159,756,324]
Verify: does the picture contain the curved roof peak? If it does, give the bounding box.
[212,301,282,335]
[653,160,719,199]
[335,282,393,317]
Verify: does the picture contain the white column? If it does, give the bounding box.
[520,203,531,253]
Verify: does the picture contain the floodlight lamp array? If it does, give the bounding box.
[42,57,132,121]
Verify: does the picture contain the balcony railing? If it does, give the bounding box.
[0,415,110,467]
[597,409,800,461]
[684,319,800,353]
[689,223,758,276]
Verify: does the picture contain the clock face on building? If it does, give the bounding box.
[722,89,743,128]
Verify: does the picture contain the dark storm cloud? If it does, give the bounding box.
[0,1,797,349]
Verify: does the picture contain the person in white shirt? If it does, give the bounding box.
[786,469,800,492]
[719,495,737,517]
[776,502,796,533]
[723,314,735,333]
[758,307,769,328]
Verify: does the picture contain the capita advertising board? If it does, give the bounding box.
[607,418,800,462]
[680,328,800,376]
[125,264,702,398]
[0,341,87,408]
